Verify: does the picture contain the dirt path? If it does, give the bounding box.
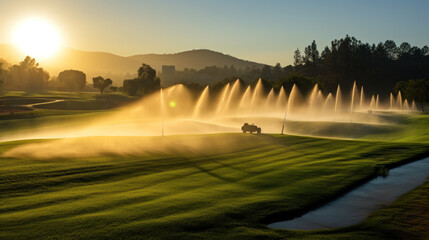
[24,99,64,108]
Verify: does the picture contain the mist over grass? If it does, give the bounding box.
[1,89,425,145]
[1,133,428,239]
[1,92,429,239]
[2,134,264,159]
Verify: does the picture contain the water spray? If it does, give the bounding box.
[161,88,165,136]
[281,108,287,135]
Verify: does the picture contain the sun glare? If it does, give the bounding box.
[13,18,61,59]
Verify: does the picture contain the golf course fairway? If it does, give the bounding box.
[1,118,429,240]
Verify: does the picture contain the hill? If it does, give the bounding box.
[129,49,263,70]
[0,44,264,84]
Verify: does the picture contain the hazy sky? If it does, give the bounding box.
[1,0,428,65]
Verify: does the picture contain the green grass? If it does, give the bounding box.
[0,97,53,105]
[357,179,429,239]
[0,91,139,137]
[284,112,429,144]
[0,91,139,111]
[363,113,429,143]
[0,109,112,140]
[34,100,107,110]
[0,133,428,239]
[0,91,99,99]
[1,92,429,239]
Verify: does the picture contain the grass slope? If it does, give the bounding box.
[0,134,428,239]
[1,92,429,239]
[0,91,138,138]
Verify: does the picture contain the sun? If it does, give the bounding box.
[13,18,61,59]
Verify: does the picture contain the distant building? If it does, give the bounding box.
[161,65,175,87]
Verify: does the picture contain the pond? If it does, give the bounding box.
[268,156,429,230]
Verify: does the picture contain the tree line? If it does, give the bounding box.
[289,35,429,96]
[0,35,428,108]
[0,56,115,95]
[254,35,429,110]
[0,56,163,96]
[161,35,429,103]
[173,65,261,85]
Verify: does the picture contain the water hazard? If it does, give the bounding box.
[268,157,429,230]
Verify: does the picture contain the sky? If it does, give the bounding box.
[0,0,428,66]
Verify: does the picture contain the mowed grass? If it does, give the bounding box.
[1,133,428,240]
[364,113,429,143]
[0,91,138,112]
[1,92,429,239]
[0,91,139,138]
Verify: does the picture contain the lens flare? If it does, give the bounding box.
[12,18,61,59]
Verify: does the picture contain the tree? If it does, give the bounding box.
[92,76,112,95]
[404,79,429,112]
[123,79,139,96]
[384,40,398,60]
[422,46,429,56]
[260,65,272,80]
[0,62,3,90]
[394,80,408,95]
[293,48,303,66]
[321,46,331,59]
[272,63,282,80]
[58,70,86,91]
[289,36,429,95]
[7,56,49,91]
[310,40,320,63]
[398,42,411,57]
[122,64,160,96]
[303,40,319,64]
[137,64,160,95]
[274,73,318,95]
[395,79,429,112]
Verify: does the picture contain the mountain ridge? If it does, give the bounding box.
[0,44,265,84]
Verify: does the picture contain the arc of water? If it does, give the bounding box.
[350,81,357,113]
[250,79,264,113]
[397,91,403,110]
[359,86,364,110]
[316,90,324,112]
[412,100,417,111]
[323,93,333,112]
[370,95,375,110]
[334,84,341,113]
[308,84,319,113]
[403,99,409,110]
[276,87,287,113]
[282,84,298,134]
[159,82,392,126]
[223,80,241,115]
[160,88,164,136]
[215,83,231,119]
[238,86,252,114]
[192,86,209,119]
[350,81,357,123]
[265,88,275,109]
[376,94,379,110]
